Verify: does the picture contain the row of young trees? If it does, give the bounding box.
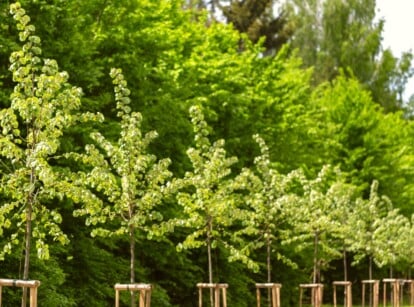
[1,1,414,306]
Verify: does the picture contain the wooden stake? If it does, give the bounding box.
[333,281,352,307]
[299,283,324,307]
[114,283,152,307]
[0,278,40,307]
[197,283,228,307]
[362,280,379,307]
[256,283,282,307]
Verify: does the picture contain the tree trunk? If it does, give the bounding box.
[369,256,373,280]
[207,216,213,307]
[267,231,271,307]
[343,248,348,281]
[21,201,32,307]
[313,231,319,284]
[21,167,36,307]
[130,223,136,307]
[369,256,373,307]
[266,231,271,283]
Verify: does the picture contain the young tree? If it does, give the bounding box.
[232,134,300,282]
[0,3,102,306]
[407,216,414,277]
[372,209,411,277]
[348,180,392,279]
[174,105,251,286]
[68,68,176,306]
[328,181,359,281]
[283,165,343,283]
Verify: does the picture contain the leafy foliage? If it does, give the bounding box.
[285,0,413,112]
[232,134,301,280]
[282,165,345,283]
[0,1,414,305]
[348,180,392,278]
[0,0,100,267]
[67,68,178,296]
[174,105,253,282]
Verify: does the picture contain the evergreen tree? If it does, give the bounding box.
[212,0,293,53]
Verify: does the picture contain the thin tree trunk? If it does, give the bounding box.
[267,231,271,307]
[267,231,271,283]
[21,167,35,307]
[369,256,373,307]
[343,248,348,281]
[369,256,373,280]
[21,201,32,307]
[207,216,213,307]
[313,231,319,284]
[130,223,136,307]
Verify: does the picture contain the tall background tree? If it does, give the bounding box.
[310,75,414,215]
[284,0,414,112]
[211,0,293,54]
[1,1,414,305]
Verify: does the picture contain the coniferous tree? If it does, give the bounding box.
[217,0,292,53]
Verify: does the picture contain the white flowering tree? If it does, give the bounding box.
[372,208,411,277]
[0,3,102,306]
[68,68,176,306]
[327,180,358,281]
[348,180,392,279]
[174,105,250,285]
[232,134,300,282]
[407,216,414,275]
[282,165,344,283]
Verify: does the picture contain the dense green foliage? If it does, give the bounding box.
[0,1,414,306]
[285,0,414,113]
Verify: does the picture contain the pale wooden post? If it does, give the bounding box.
[399,279,413,306]
[362,280,379,307]
[0,278,40,307]
[333,281,352,307]
[299,283,324,307]
[382,279,402,307]
[197,283,228,307]
[255,283,282,307]
[114,283,152,307]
